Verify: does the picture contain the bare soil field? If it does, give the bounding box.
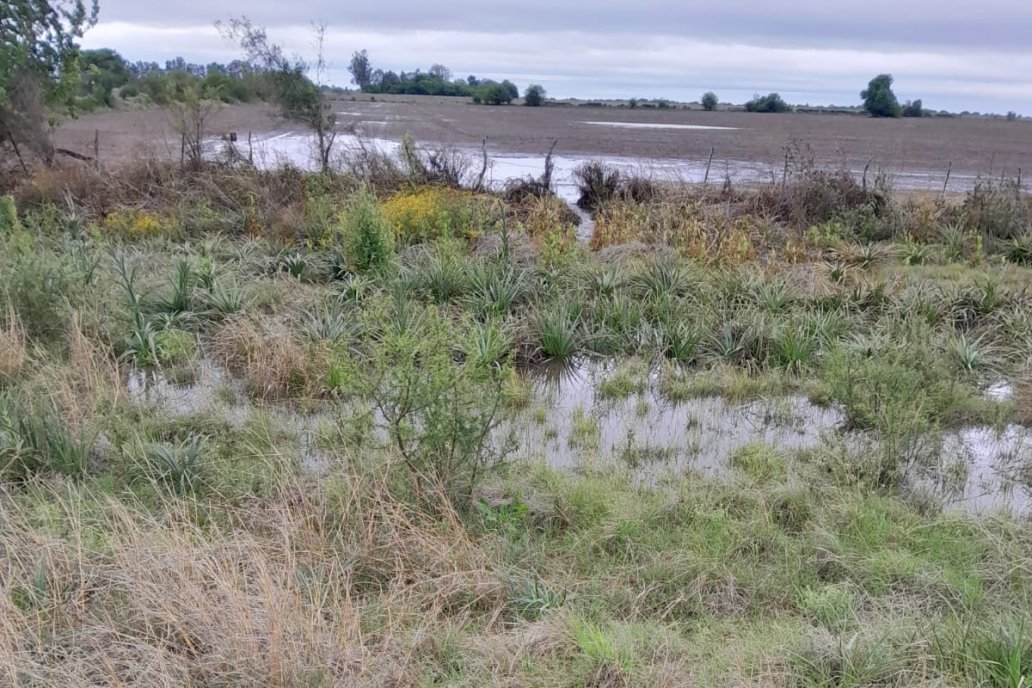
[55,95,1032,183]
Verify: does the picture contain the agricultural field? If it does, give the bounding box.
[2,133,1032,686]
[54,96,1032,191]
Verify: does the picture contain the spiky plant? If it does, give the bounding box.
[464,318,513,368]
[948,332,997,373]
[205,279,248,316]
[302,304,355,343]
[277,251,311,280]
[774,327,816,372]
[467,263,528,317]
[938,222,969,263]
[633,260,692,301]
[141,436,206,495]
[533,306,580,361]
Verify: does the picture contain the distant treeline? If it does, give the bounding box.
[76,48,528,110]
[346,51,522,104]
[76,49,288,110]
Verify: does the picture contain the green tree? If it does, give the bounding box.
[524,84,546,107]
[745,92,790,113]
[477,82,513,105]
[348,49,372,90]
[79,48,130,108]
[1,0,99,168]
[902,99,923,118]
[701,91,718,111]
[861,74,901,118]
[501,79,519,100]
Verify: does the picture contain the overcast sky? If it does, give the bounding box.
[82,0,1032,114]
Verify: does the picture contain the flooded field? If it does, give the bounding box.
[54,97,1032,195]
[224,130,992,200]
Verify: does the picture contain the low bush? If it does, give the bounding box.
[336,188,394,273]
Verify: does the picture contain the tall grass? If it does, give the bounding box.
[0,391,92,480]
[0,307,27,382]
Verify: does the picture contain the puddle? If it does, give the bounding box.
[501,360,843,476]
[128,360,248,425]
[914,426,1032,516]
[126,357,1032,518]
[985,381,1014,401]
[127,360,337,474]
[581,122,738,131]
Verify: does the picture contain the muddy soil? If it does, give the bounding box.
[55,96,1032,185]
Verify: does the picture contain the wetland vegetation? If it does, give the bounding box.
[1,142,1032,685]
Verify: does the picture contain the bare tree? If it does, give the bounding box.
[168,84,222,170]
[428,64,452,82]
[217,17,338,173]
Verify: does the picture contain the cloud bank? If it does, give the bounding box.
[82,1,1032,113]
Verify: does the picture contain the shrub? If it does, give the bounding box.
[0,241,78,342]
[962,178,1030,241]
[477,82,512,105]
[336,188,394,273]
[381,186,490,244]
[100,209,168,239]
[0,195,21,234]
[524,84,546,107]
[369,304,503,510]
[573,161,622,212]
[745,93,790,113]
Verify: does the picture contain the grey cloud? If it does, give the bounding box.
[97,0,1032,52]
[82,1,1032,114]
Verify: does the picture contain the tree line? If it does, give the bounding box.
[77,49,281,110]
[700,75,927,117]
[347,50,544,106]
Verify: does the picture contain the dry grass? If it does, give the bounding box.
[16,313,125,437]
[0,306,27,382]
[591,200,759,265]
[214,314,325,400]
[0,463,514,687]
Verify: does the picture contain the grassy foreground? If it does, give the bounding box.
[1,153,1032,686]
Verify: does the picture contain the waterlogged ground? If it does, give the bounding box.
[214,130,989,200]
[57,98,1032,194]
[127,357,1032,518]
[502,360,843,474]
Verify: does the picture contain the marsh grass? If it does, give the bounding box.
[0,306,27,382]
[0,392,93,479]
[215,315,320,399]
[2,162,1032,686]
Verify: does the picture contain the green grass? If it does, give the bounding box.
[1,171,1031,686]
